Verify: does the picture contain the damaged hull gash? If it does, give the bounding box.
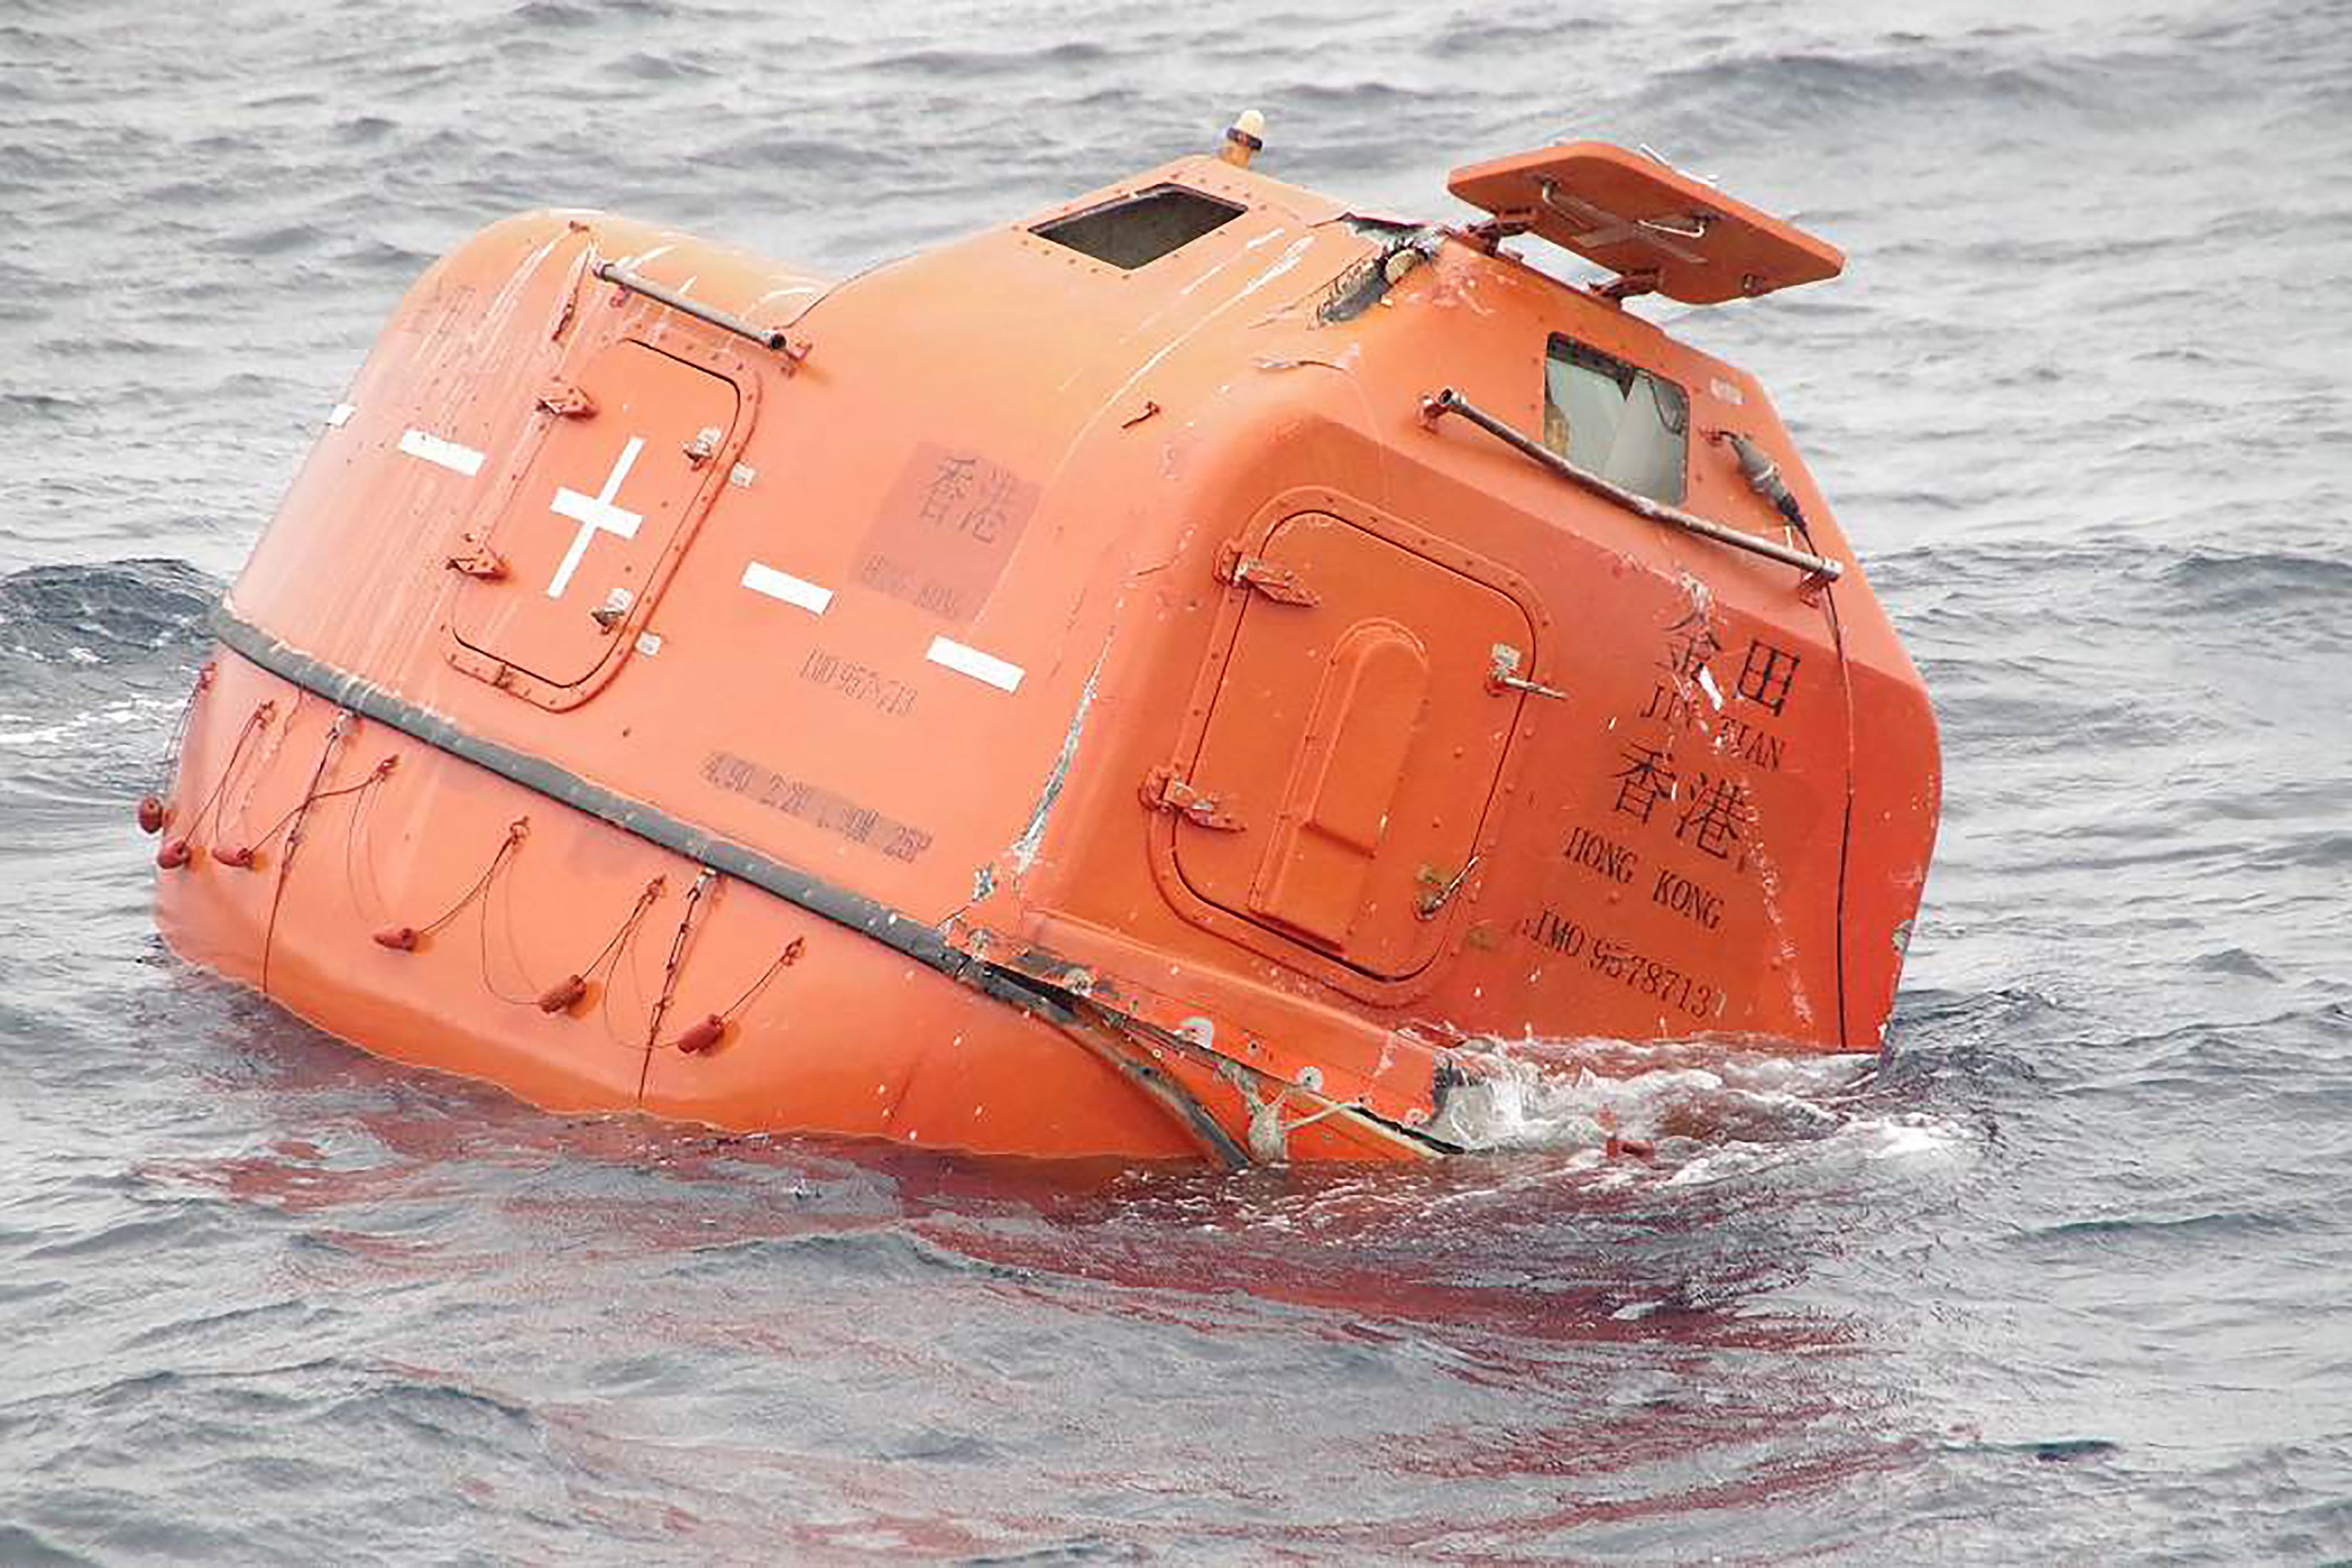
[148,126,1939,1165]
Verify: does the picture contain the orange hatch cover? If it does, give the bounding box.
[1447,141,1845,304]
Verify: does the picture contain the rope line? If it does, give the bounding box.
[641,867,716,1054]
[373,817,527,950]
[140,659,216,832]
[259,711,359,992]
[156,698,272,867]
[527,875,666,1016]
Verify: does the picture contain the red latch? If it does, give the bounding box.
[1214,542,1319,606]
[1141,766,1244,831]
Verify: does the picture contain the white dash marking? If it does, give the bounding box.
[927,636,1023,693]
[740,561,832,616]
[398,428,485,476]
[1697,666,1724,710]
[326,402,356,428]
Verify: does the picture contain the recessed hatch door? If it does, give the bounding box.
[1175,512,1530,979]
[452,340,739,688]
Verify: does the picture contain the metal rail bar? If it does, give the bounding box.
[594,260,795,354]
[1420,386,1842,584]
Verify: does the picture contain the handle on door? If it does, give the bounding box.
[1488,643,1568,701]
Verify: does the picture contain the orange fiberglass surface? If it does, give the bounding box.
[145,126,1939,1165]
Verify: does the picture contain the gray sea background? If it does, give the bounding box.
[3,0,2349,1560]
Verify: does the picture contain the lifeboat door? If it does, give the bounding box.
[1173,512,1530,979]
[450,341,740,691]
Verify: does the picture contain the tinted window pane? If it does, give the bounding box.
[1542,336,1689,505]
[1033,186,1245,270]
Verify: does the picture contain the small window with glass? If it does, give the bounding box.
[1540,336,1690,506]
[1032,185,1245,271]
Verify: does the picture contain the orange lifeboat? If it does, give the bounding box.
[145,122,1939,1165]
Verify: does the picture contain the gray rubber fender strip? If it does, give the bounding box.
[205,604,1053,1013]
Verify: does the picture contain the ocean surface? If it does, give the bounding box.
[4,0,2349,1560]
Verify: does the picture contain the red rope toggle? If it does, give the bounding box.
[534,875,665,1019]
[537,974,589,1013]
[669,934,808,1056]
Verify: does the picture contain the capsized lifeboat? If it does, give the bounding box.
[146,119,1939,1165]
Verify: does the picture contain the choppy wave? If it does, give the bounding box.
[4,0,2350,1559]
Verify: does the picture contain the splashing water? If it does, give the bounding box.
[1428,1036,1973,1179]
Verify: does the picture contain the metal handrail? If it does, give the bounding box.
[594,260,797,356]
[1419,386,1842,584]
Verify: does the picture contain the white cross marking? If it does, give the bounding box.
[545,435,646,599]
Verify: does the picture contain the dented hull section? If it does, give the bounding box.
[148,136,1939,1162]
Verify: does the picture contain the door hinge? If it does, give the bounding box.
[1141,766,1244,830]
[1215,542,1319,606]
[445,542,509,581]
[535,379,597,418]
[683,424,723,467]
[1415,856,1480,919]
[1487,643,1569,701]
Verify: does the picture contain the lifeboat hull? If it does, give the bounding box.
[148,136,1940,1163]
[155,646,1420,1162]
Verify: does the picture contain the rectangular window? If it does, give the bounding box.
[1541,336,1689,505]
[1031,185,1244,271]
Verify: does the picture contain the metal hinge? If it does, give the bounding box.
[1214,542,1319,606]
[1487,643,1569,701]
[535,379,597,418]
[1141,766,1244,830]
[683,425,723,467]
[445,542,508,581]
[1415,856,1481,919]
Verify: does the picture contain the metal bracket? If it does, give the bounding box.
[1462,210,1537,253]
[1214,542,1319,605]
[1142,766,1244,830]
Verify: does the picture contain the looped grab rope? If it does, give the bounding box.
[526,875,666,1017]
[154,698,274,870]
[215,722,396,871]
[255,711,394,993]
[139,659,217,835]
[669,934,808,1056]
[371,817,527,953]
[632,866,808,1057]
